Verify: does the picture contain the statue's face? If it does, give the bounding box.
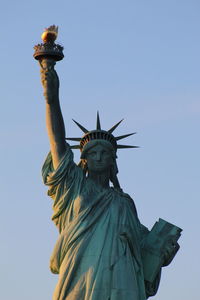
[86,144,113,173]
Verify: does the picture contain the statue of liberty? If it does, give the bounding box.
[36,26,181,300]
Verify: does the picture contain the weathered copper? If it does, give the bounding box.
[33,42,64,61]
[35,25,182,300]
[33,25,64,62]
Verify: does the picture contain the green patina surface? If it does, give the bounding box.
[35,35,182,298]
[42,148,160,300]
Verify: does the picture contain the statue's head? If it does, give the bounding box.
[80,140,116,173]
[66,112,138,189]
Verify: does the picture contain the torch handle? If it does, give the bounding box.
[39,58,56,71]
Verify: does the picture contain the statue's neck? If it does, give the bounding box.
[87,171,110,189]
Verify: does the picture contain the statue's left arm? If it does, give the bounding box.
[140,220,181,298]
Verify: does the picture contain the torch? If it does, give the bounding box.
[33,25,64,69]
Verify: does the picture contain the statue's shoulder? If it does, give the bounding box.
[112,188,138,216]
[114,188,133,201]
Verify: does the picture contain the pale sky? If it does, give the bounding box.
[1,1,199,299]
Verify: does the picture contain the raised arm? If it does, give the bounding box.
[40,59,66,169]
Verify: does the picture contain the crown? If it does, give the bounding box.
[66,112,138,151]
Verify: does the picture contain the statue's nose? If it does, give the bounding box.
[96,152,101,161]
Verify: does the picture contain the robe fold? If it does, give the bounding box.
[42,147,159,300]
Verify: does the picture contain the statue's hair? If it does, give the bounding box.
[80,140,116,159]
[78,140,121,190]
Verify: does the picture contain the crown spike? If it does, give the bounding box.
[108,119,124,134]
[66,137,82,141]
[69,116,138,151]
[96,111,101,130]
[117,145,139,149]
[72,119,89,133]
[115,132,136,141]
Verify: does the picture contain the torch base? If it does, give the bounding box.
[33,42,64,61]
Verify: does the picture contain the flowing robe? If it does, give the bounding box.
[42,147,159,300]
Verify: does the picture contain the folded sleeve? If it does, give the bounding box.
[42,146,84,229]
[42,145,80,195]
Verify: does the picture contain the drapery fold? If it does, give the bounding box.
[42,147,159,300]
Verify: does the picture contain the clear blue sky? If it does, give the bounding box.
[1,1,199,299]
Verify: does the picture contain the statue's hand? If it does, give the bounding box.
[40,59,59,104]
[162,241,180,267]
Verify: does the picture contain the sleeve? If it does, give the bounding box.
[145,270,161,298]
[42,145,79,196]
[42,145,85,229]
[140,224,162,298]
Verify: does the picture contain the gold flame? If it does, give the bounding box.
[41,25,58,43]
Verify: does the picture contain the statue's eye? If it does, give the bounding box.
[102,151,109,156]
[89,151,96,157]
